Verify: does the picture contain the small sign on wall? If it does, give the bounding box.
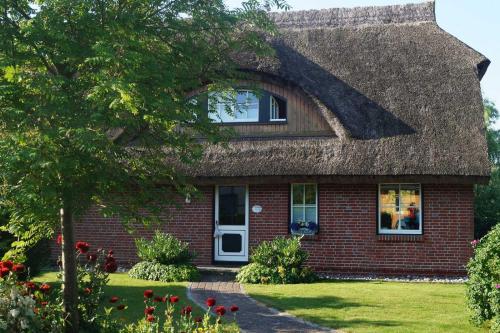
[252,205,262,214]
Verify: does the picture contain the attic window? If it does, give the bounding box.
[270,96,287,121]
[209,90,259,123]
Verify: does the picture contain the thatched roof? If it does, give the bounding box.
[189,1,491,180]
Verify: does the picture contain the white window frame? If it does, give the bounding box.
[208,90,259,123]
[378,183,422,235]
[290,184,318,233]
[270,95,286,122]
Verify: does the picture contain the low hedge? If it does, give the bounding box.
[128,261,200,282]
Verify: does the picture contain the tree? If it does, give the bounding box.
[474,100,500,238]
[0,0,288,331]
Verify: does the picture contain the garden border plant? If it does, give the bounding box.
[129,231,200,282]
[236,236,317,284]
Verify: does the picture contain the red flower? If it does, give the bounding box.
[75,241,90,254]
[41,301,48,307]
[0,267,10,278]
[206,297,216,307]
[215,305,226,316]
[108,250,114,255]
[40,283,51,294]
[117,304,126,311]
[25,281,37,292]
[12,264,25,273]
[144,306,155,315]
[2,260,13,270]
[181,305,192,316]
[104,261,117,273]
[109,296,119,303]
[146,314,155,322]
[86,253,97,263]
[194,316,203,323]
[84,287,92,295]
[230,305,239,312]
[56,234,63,245]
[153,296,164,303]
[144,290,154,298]
[169,295,179,303]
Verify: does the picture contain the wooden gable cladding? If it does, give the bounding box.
[225,81,335,139]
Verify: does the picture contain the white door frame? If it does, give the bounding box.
[214,185,249,262]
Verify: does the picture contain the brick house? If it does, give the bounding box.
[68,2,490,276]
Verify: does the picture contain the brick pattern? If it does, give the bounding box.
[52,183,474,276]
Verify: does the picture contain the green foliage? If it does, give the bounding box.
[237,236,317,284]
[475,100,500,238]
[129,261,199,282]
[0,208,14,260]
[135,231,193,265]
[466,224,500,332]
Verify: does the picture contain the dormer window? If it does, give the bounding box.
[270,96,287,121]
[209,90,259,123]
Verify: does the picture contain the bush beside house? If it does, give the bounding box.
[467,224,500,332]
[129,231,199,282]
[237,236,316,284]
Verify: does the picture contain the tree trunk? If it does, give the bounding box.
[61,199,79,333]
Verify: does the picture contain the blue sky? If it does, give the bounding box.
[226,0,500,127]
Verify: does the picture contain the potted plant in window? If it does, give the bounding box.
[291,220,318,235]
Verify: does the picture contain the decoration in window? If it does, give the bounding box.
[378,184,421,235]
[270,96,287,121]
[209,90,259,123]
[291,184,318,235]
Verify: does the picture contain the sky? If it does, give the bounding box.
[225,0,500,128]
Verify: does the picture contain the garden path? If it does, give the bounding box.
[188,272,334,333]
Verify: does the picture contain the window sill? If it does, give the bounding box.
[376,234,424,242]
[218,121,288,126]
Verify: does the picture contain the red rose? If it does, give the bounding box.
[0,267,10,278]
[215,305,226,316]
[41,301,48,307]
[144,290,154,298]
[84,287,92,295]
[86,254,97,263]
[75,241,90,254]
[169,295,179,303]
[40,283,51,294]
[144,306,155,315]
[108,250,114,255]
[181,305,192,316]
[146,314,155,322]
[153,296,164,303]
[12,264,25,273]
[2,260,13,270]
[109,296,119,303]
[206,297,216,307]
[194,316,203,323]
[56,234,63,245]
[230,305,239,312]
[25,282,37,292]
[117,304,126,311]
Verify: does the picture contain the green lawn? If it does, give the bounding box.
[33,272,202,322]
[245,280,490,333]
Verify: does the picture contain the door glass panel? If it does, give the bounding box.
[221,234,242,253]
[218,186,246,226]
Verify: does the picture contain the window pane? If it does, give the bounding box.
[400,185,420,207]
[401,205,420,230]
[380,185,399,206]
[236,91,259,120]
[292,184,304,205]
[219,186,246,226]
[305,185,316,204]
[292,207,304,223]
[380,207,399,230]
[305,207,317,224]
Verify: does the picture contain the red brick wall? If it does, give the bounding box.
[53,183,474,276]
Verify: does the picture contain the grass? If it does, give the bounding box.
[33,272,202,322]
[245,280,490,333]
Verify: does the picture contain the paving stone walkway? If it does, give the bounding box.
[188,273,334,333]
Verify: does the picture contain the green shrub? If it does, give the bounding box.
[129,261,200,282]
[466,224,500,332]
[237,236,317,284]
[135,231,193,265]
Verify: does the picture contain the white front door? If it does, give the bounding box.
[214,185,249,262]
